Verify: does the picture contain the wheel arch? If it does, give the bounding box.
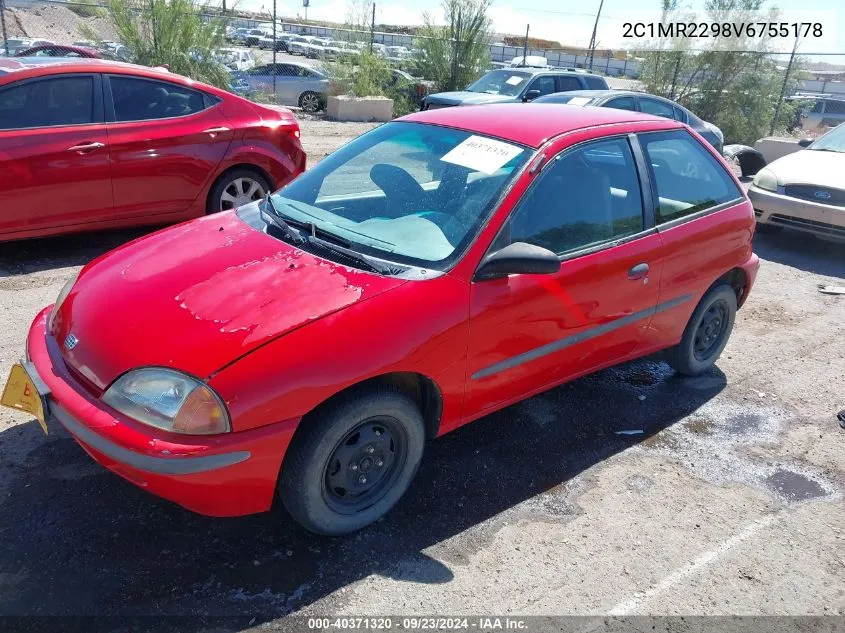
[715,267,750,308]
[297,372,444,441]
[205,163,275,213]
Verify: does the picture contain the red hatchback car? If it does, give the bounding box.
[3,104,758,535]
[0,58,305,242]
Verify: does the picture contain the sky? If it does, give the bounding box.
[237,0,845,57]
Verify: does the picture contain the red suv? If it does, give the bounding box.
[3,104,758,535]
[0,58,305,242]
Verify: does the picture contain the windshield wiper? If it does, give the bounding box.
[261,195,305,246]
[304,233,398,275]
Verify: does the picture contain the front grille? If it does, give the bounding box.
[769,214,845,239]
[782,184,845,207]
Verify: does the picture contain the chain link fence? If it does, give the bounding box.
[2,0,845,131]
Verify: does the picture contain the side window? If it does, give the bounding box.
[529,76,556,97]
[508,137,645,255]
[639,130,742,225]
[825,99,845,114]
[110,76,210,122]
[556,76,583,92]
[0,76,95,130]
[811,100,824,114]
[584,76,607,90]
[671,105,687,122]
[605,97,636,111]
[639,97,675,120]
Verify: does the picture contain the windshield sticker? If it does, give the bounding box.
[567,96,593,106]
[441,135,524,175]
[505,75,524,86]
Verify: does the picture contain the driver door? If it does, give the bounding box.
[465,135,665,415]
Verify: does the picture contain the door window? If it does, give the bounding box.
[507,137,645,255]
[528,76,556,97]
[638,130,742,224]
[0,76,95,130]
[109,76,210,122]
[556,76,583,92]
[605,96,636,111]
[639,97,675,120]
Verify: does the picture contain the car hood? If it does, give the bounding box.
[425,91,518,106]
[53,208,405,390]
[767,149,845,188]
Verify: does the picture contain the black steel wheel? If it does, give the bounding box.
[665,284,737,376]
[279,388,425,536]
[323,417,407,514]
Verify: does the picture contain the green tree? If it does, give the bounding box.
[83,0,230,88]
[415,0,492,92]
[638,0,799,144]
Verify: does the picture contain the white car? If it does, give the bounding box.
[749,123,845,241]
[219,48,255,71]
[303,38,329,59]
[288,36,318,55]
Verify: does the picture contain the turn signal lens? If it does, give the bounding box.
[173,384,230,435]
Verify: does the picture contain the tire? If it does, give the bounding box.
[299,91,323,113]
[279,389,425,536]
[207,168,271,214]
[665,284,737,376]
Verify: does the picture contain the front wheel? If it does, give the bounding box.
[665,284,737,376]
[299,91,323,113]
[279,389,425,536]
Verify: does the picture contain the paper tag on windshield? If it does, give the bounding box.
[567,96,593,106]
[441,135,524,175]
[505,75,524,86]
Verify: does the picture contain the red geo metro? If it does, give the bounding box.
[3,104,758,535]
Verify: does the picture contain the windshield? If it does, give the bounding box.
[272,122,530,269]
[467,70,532,96]
[809,122,845,152]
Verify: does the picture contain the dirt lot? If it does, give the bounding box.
[0,117,843,623]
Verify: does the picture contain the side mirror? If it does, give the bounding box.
[798,137,813,148]
[523,89,541,102]
[475,242,560,280]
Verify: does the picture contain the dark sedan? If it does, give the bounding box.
[534,90,724,153]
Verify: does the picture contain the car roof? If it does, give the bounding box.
[401,103,674,148]
[494,67,604,78]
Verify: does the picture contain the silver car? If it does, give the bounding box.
[246,62,328,112]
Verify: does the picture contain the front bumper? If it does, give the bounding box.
[24,307,295,517]
[749,184,845,240]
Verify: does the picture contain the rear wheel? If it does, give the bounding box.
[665,284,737,376]
[299,91,322,113]
[207,168,270,213]
[279,389,425,536]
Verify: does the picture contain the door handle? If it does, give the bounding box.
[628,262,649,280]
[203,126,231,137]
[67,141,105,153]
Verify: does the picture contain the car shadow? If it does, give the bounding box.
[0,228,154,277]
[753,231,845,279]
[0,358,727,623]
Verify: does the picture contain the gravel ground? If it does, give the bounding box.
[0,119,843,624]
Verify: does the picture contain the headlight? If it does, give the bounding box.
[102,368,231,435]
[48,272,79,333]
[753,168,779,192]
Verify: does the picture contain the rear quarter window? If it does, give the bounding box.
[638,129,742,225]
[584,75,609,90]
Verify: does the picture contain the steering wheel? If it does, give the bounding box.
[369,164,427,218]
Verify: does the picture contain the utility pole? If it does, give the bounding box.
[587,0,604,71]
[370,2,375,53]
[0,0,9,57]
[272,0,277,96]
[771,33,800,135]
[521,24,529,66]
